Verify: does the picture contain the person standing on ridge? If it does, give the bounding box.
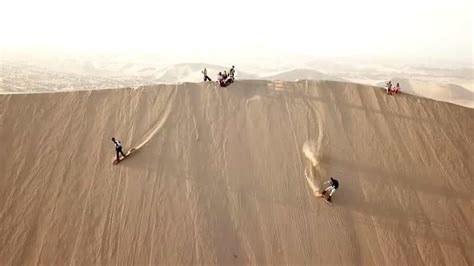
[202,68,212,82]
[229,65,235,79]
[321,177,339,202]
[112,137,126,162]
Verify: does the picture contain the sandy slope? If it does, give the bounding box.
[0,80,473,265]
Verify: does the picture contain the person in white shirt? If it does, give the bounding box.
[217,72,224,86]
[321,177,339,202]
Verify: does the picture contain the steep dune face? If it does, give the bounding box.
[0,81,473,265]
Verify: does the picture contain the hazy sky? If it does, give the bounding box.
[0,0,472,62]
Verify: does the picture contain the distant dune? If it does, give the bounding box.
[1,80,472,265]
[2,60,472,109]
[377,78,474,108]
[264,68,346,82]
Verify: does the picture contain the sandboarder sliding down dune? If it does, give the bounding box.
[112,138,137,164]
[319,177,339,203]
[112,137,126,163]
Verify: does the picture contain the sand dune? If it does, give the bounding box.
[0,80,473,265]
[264,68,346,82]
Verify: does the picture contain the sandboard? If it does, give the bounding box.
[315,192,333,206]
[112,148,137,165]
[304,169,333,206]
[323,198,333,206]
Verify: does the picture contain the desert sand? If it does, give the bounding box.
[0,80,473,265]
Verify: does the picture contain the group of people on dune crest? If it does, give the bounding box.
[385,80,401,95]
[201,65,236,87]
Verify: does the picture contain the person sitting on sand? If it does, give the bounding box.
[202,68,212,82]
[217,72,224,86]
[386,81,393,94]
[223,71,228,80]
[393,82,401,94]
[321,177,339,202]
[112,137,126,162]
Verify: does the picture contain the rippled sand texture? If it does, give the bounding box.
[0,80,473,265]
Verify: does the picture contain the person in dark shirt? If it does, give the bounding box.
[229,65,235,79]
[112,137,126,162]
[386,80,393,95]
[321,177,339,202]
